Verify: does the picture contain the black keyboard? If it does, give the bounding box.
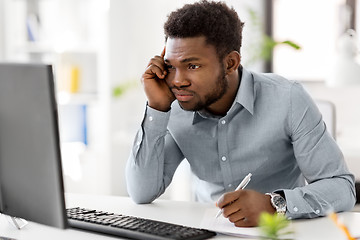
[67,207,216,240]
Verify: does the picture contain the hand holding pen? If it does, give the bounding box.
[215,173,252,218]
[215,173,278,227]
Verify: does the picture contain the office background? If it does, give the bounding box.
[0,0,359,201]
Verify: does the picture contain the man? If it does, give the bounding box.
[126,0,356,227]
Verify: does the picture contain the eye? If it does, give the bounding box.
[166,64,175,71]
[188,64,200,70]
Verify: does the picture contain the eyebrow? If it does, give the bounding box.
[164,57,201,64]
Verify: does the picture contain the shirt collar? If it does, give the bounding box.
[192,67,255,124]
[235,67,255,115]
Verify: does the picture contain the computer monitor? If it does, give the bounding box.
[0,63,68,229]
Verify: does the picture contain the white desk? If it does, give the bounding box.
[0,193,359,240]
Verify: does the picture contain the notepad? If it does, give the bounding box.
[200,208,294,239]
[201,208,360,239]
[200,208,262,238]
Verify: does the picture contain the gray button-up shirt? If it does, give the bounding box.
[126,68,356,219]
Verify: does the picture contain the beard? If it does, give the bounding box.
[178,68,228,112]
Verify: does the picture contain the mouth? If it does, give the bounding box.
[172,90,194,102]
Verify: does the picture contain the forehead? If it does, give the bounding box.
[164,36,218,62]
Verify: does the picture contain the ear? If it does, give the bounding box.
[224,51,241,75]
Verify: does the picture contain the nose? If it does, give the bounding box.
[171,70,191,88]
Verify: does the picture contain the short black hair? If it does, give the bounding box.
[164,0,244,60]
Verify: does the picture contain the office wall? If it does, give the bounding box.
[304,83,360,180]
[0,0,4,59]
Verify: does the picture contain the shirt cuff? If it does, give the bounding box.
[142,104,171,134]
[282,189,322,219]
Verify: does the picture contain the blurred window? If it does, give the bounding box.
[272,0,348,81]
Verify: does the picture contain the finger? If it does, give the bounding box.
[146,55,166,68]
[144,64,166,80]
[222,198,242,217]
[146,55,167,76]
[225,208,254,227]
[227,208,245,224]
[217,191,241,209]
[234,216,253,227]
[161,47,166,58]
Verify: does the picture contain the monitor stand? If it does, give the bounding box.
[3,214,28,229]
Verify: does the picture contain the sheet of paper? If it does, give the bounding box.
[200,209,360,239]
[200,208,262,238]
[200,208,296,239]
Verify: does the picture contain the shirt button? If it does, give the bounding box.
[315,210,320,214]
[228,184,232,188]
[149,116,153,121]
[221,120,226,125]
[221,156,227,161]
[293,207,298,212]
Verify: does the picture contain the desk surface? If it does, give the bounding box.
[0,193,359,240]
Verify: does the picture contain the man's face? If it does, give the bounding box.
[164,36,228,113]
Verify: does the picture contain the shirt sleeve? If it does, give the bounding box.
[125,104,184,204]
[282,82,356,219]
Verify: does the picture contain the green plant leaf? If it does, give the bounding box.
[258,212,293,240]
[281,41,301,50]
[244,7,301,66]
[112,81,137,98]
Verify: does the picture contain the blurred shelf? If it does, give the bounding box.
[57,92,98,105]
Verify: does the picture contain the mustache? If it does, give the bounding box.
[170,86,195,94]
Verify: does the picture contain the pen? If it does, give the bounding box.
[215,173,252,218]
[328,212,356,240]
